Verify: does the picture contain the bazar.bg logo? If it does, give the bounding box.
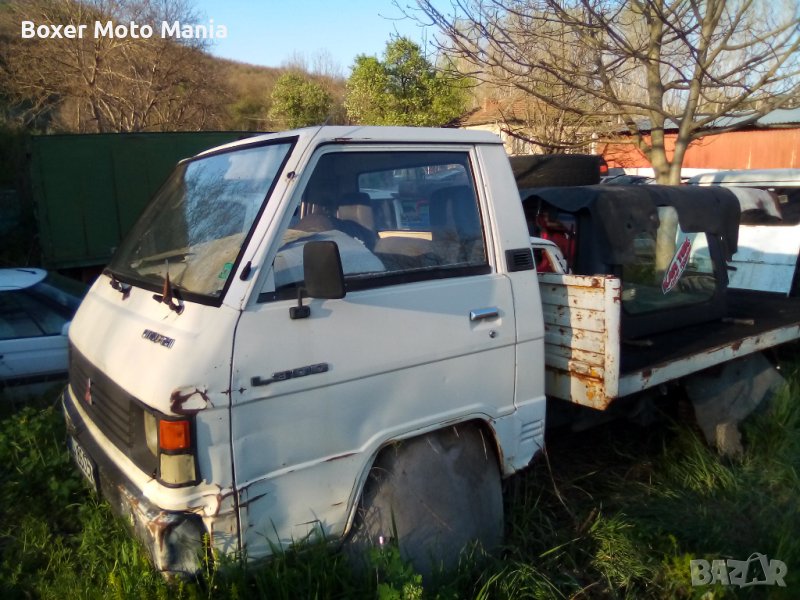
[690,553,787,588]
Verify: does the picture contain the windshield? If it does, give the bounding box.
[109,141,294,302]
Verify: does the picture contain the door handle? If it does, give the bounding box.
[469,307,499,322]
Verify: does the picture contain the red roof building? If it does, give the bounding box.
[599,108,800,171]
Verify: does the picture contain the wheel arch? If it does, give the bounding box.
[341,417,503,540]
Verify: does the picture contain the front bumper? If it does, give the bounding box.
[62,386,206,576]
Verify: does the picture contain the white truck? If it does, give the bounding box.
[688,168,800,296]
[61,126,800,577]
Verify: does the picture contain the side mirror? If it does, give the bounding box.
[304,241,346,299]
[290,240,346,319]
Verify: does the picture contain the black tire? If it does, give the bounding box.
[344,424,503,578]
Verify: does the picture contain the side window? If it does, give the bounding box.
[621,207,717,314]
[266,150,487,300]
[0,291,69,340]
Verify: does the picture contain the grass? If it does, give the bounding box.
[1,356,798,599]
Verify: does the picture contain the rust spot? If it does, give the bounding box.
[170,388,211,415]
[487,419,507,469]
[731,340,743,352]
[213,489,237,517]
[550,366,610,410]
[637,368,654,389]
[146,513,172,552]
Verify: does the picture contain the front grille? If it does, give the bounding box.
[69,345,157,477]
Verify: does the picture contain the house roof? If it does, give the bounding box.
[457,98,539,127]
[458,99,800,132]
[624,107,800,133]
[715,107,800,127]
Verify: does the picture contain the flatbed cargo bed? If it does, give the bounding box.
[621,290,800,373]
[540,273,800,409]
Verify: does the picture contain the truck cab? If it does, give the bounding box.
[688,168,800,295]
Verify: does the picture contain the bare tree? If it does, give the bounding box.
[1,0,228,132]
[412,0,800,182]
[282,49,344,80]
[469,85,600,154]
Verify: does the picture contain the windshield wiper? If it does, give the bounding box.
[105,269,131,299]
[152,267,184,314]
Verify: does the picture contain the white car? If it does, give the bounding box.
[0,268,86,394]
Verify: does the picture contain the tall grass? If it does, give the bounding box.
[1,357,798,599]
[0,397,169,599]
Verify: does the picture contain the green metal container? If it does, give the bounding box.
[30,132,259,270]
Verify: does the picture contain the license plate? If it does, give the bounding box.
[69,437,98,492]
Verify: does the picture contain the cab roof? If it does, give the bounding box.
[195,126,503,158]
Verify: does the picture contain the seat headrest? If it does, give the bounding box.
[338,192,371,207]
[429,185,481,236]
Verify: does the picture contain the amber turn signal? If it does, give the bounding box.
[159,419,191,451]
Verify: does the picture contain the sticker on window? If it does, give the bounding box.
[218,263,233,280]
[662,236,693,294]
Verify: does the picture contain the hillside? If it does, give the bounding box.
[219,57,348,131]
[0,1,348,133]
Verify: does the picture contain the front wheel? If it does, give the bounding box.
[344,424,503,577]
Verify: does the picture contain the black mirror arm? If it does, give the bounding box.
[290,287,311,320]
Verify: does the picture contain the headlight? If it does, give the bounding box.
[144,411,159,457]
[142,410,197,486]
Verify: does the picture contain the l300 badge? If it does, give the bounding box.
[251,363,329,387]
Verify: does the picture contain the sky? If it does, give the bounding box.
[192,0,442,74]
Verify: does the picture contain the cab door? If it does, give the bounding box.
[230,146,517,559]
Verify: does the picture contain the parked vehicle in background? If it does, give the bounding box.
[689,168,800,203]
[600,173,655,185]
[1,268,86,394]
[688,168,800,295]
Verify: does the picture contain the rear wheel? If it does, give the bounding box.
[344,424,503,578]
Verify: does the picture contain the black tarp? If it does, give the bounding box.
[520,185,741,264]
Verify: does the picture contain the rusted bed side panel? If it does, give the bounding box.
[538,273,621,409]
[539,272,800,410]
